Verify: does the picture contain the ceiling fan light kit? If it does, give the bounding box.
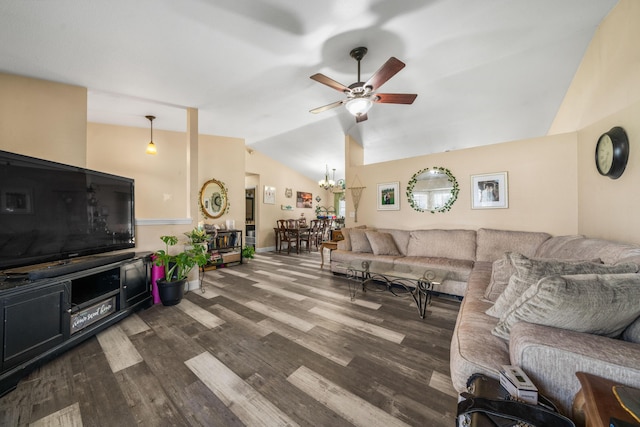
[345,98,373,117]
[310,46,417,123]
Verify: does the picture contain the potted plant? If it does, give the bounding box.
[241,245,255,262]
[184,227,209,246]
[154,235,209,306]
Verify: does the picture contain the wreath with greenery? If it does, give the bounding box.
[406,166,459,213]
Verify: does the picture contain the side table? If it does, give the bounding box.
[572,372,639,427]
[320,241,338,269]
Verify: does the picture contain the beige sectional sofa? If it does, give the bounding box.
[330,227,640,415]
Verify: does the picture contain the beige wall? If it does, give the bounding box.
[87,122,246,253]
[550,0,640,135]
[245,149,327,250]
[576,100,640,244]
[0,73,87,166]
[197,133,245,230]
[346,133,579,237]
[551,0,640,244]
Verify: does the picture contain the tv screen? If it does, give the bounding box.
[0,150,135,271]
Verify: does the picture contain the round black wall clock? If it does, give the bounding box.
[595,126,629,179]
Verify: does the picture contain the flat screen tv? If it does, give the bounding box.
[0,150,135,272]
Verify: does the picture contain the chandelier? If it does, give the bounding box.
[318,165,336,191]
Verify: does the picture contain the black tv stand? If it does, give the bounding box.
[0,252,152,397]
[4,252,136,281]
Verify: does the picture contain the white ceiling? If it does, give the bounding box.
[0,0,617,183]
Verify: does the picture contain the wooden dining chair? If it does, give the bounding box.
[277,220,298,254]
[275,219,287,252]
[308,219,323,251]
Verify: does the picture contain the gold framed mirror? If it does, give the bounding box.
[406,167,459,213]
[199,178,228,219]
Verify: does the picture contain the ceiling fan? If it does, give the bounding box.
[309,46,417,123]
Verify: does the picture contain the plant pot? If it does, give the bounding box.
[157,278,187,306]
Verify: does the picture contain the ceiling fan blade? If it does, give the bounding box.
[364,57,406,91]
[310,73,350,93]
[355,113,368,123]
[310,100,344,114]
[374,93,417,104]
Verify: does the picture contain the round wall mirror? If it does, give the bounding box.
[406,167,459,213]
[200,178,228,219]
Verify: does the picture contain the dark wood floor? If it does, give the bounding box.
[0,250,461,426]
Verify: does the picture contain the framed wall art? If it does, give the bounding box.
[263,185,276,204]
[377,182,400,211]
[296,191,313,208]
[471,172,508,209]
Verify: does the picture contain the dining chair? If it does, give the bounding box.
[298,225,312,252]
[308,219,323,250]
[277,220,298,254]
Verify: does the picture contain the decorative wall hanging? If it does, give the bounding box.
[407,167,459,213]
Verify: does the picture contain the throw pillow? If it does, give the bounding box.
[365,231,401,256]
[337,228,352,251]
[484,254,602,302]
[485,253,637,318]
[622,316,640,344]
[350,228,373,253]
[485,257,513,302]
[492,273,640,340]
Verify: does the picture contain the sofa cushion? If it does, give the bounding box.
[476,228,551,262]
[395,256,473,282]
[365,231,401,256]
[486,253,638,318]
[406,229,476,260]
[493,273,640,340]
[623,316,640,344]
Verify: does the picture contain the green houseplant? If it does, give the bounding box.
[241,245,255,262]
[184,227,208,245]
[154,235,209,306]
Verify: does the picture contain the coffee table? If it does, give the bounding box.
[337,260,448,319]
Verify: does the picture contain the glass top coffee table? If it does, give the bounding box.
[337,260,448,319]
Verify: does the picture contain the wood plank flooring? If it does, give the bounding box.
[0,250,461,426]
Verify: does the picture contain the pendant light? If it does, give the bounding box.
[145,115,157,155]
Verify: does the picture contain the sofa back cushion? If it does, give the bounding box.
[476,228,551,262]
[536,236,640,265]
[406,229,476,260]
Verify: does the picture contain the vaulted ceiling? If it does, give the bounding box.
[0,0,618,182]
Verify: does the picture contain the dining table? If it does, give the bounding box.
[274,223,310,254]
